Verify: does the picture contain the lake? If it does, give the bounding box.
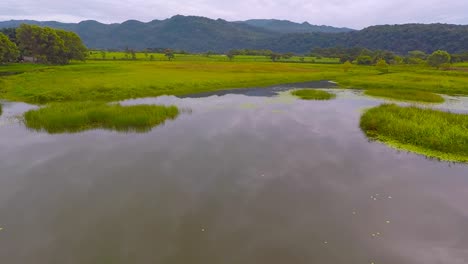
[1,83,467,264]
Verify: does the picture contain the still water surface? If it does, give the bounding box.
[1,83,468,264]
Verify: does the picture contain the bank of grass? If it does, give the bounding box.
[364,89,444,103]
[335,65,468,96]
[24,102,179,133]
[360,104,468,163]
[292,89,336,100]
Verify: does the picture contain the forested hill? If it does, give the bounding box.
[263,24,468,54]
[238,19,354,33]
[1,16,468,54]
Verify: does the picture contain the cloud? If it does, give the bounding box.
[0,0,467,28]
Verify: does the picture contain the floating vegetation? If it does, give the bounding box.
[291,89,336,100]
[24,102,179,134]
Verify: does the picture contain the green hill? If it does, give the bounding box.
[239,19,354,33]
[1,16,467,54]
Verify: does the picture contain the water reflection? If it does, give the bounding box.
[179,80,337,98]
[0,84,467,264]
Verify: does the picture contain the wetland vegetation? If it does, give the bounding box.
[364,89,444,103]
[360,104,468,162]
[1,60,468,104]
[1,60,467,155]
[291,89,336,100]
[24,102,179,133]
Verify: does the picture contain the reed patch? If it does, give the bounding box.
[360,104,468,162]
[24,102,179,133]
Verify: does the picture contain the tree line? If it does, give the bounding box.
[310,47,461,68]
[0,24,87,64]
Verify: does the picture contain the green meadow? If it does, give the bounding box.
[360,104,468,162]
[1,60,468,104]
[0,61,331,103]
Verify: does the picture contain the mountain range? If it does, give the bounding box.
[1,15,468,54]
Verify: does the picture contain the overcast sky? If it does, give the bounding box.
[1,0,467,29]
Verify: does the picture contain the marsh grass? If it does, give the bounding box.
[364,89,444,103]
[1,61,468,104]
[292,89,336,100]
[1,61,331,104]
[24,102,179,133]
[335,66,468,96]
[360,104,468,162]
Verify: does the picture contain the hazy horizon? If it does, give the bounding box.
[2,14,468,31]
[1,0,468,29]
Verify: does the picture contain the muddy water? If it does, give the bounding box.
[0,84,467,264]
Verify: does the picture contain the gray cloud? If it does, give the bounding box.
[0,0,467,28]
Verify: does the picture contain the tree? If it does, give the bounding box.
[451,52,468,63]
[164,49,175,61]
[427,50,451,69]
[204,51,215,57]
[17,25,65,64]
[0,28,17,45]
[372,50,396,64]
[408,50,427,60]
[375,59,389,74]
[16,24,87,64]
[100,51,106,60]
[0,32,20,63]
[270,53,282,62]
[282,52,294,59]
[356,55,373,65]
[226,51,235,61]
[393,55,404,65]
[342,61,352,72]
[55,29,87,61]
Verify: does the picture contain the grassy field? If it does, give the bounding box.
[0,61,334,103]
[335,66,468,96]
[364,89,444,103]
[87,51,340,64]
[292,89,336,100]
[1,61,468,104]
[360,104,468,162]
[24,102,179,133]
